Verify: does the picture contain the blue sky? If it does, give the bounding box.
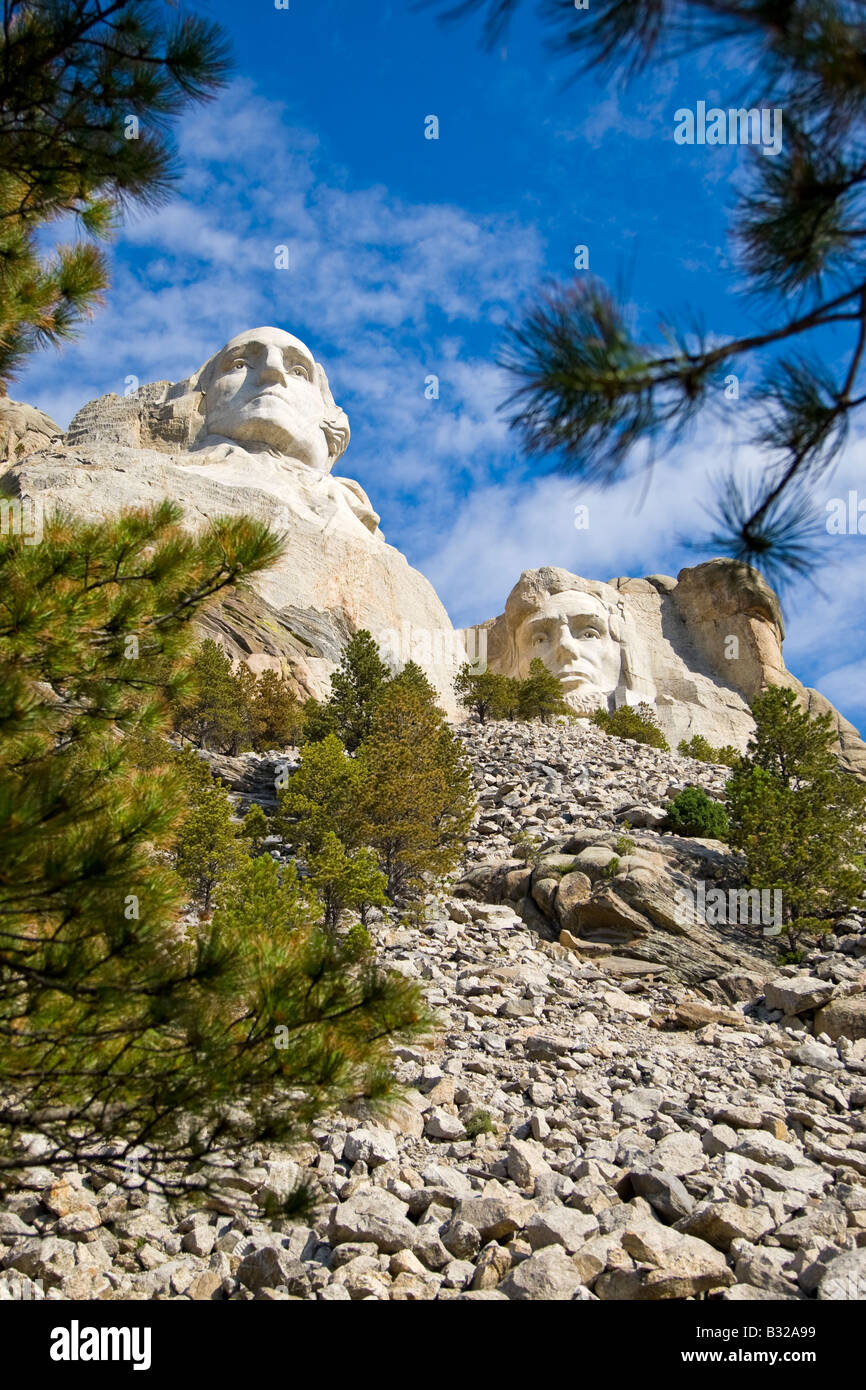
[16,0,866,731]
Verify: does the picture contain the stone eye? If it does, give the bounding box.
[290,364,309,379]
[230,358,246,370]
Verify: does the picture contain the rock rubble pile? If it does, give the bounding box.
[3,720,865,1301]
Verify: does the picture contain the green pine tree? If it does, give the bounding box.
[726,686,866,949]
[250,668,302,750]
[326,629,390,751]
[233,659,259,753]
[0,0,232,385]
[678,734,740,768]
[664,786,730,841]
[274,732,364,854]
[0,502,428,1182]
[239,803,269,857]
[454,662,515,723]
[300,695,340,745]
[172,746,244,914]
[389,659,439,703]
[495,675,522,721]
[358,680,476,900]
[517,658,569,722]
[211,852,316,939]
[592,701,670,751]
[173,639,253,754]
[307,830,390,931]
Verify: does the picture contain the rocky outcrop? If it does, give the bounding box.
[198,747,296,814]
[0,395,62,465]
[473,561,866,778]
[452,715,866,1007]
[4,876,865,1302]
[3,889,865,1303]
[453,718,784,986]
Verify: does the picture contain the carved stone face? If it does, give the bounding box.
[513,589,622,700]
[201,327,332,470]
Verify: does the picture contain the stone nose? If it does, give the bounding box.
[257,346,289,387]
[555,623,581,659]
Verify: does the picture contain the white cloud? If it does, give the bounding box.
[17,80,543,433]
[812,659,866,715]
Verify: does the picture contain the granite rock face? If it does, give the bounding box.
[472,563,866,777]
[2,328,466,708]
[8,436,462,705]
[0,395,62,464]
